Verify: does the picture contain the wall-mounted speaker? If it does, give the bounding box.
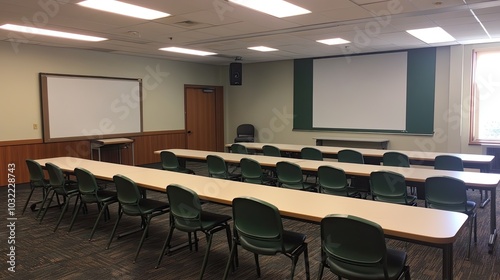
[229,62,242,85]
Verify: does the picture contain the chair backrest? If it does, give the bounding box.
[370,170,408,200]
[206,155,229,179]
[25,159,48,187]
[240,158,264,184]
[74,167,99,200]
[113,174,144,215]
[382,152,410,167]
[301,147,323,161]
[232,197,284,254]
[317,165,349,195]
[231,143,249,154]
[275,161,304,190]
[262,145,281,157]
[320,214,389,278]
[337,149,364,164]
[45,162,68,194]
[424,176,469,212]
[160,151,182,171]
[167,184,202,230]
[434,155,464,171]
[236,124,255,137]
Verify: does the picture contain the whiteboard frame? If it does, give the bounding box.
[40,73,143,143]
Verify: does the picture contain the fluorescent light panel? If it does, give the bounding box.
[0,24,107,41]
[229,0,310,18]
[78,0,170,20]
[248,46,278,52]
[159,47,216,56]
[317,38,350,45]
[406,27,455,43]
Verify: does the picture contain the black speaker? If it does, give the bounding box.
[229,62,242,85]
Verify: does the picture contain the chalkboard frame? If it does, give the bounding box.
[40,73,143,143]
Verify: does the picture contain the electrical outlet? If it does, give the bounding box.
[33,124,38,130]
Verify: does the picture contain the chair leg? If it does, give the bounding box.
[303,244,310,280]
[223,240,238,280]
[68,200,84,232]
[38,190,56,222]
[89,202,109,241]
[133,214,152,263]
[155,225,176,268]
[54,195,76,232]
[199,233,214,280]
[254,253,261,277]
[106,210,123,249]
[21,186,36,215]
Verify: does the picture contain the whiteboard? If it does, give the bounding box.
[40,74,142,142]
[312,52,407,130]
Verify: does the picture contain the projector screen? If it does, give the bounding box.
[313,52,407,130]
[40,73,143,142]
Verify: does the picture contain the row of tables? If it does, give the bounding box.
[34,143,499,280]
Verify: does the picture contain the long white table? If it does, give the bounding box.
[227,142,495,172]
[37,156,466,279]
[158,148,500,255]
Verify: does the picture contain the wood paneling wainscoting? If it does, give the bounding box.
[0,130,186,186]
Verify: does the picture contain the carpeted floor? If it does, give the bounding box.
[1,161,500,279]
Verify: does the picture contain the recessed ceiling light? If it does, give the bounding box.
[406,27,455,43]
[248,46,278,52]
[229,0,310,18]
[316,38,350,45]
[0,24,107,42]
[78,0,170,20]
[159,47,216,56]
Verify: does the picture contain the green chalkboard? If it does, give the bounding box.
[293,48,436,135]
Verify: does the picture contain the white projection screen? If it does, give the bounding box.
[40,73,143,142]
[312,51,407,130]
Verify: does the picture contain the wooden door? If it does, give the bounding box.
[185,86,224,151]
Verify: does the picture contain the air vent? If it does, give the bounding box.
[175,20,202,27]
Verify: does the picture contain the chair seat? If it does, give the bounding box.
[80,190,117,203]
[122,199,169,215]
[240,230,306,256]
[326,248,407,280]
[175,211,232,232]
[375,195,417,206]
[430,200,476,214]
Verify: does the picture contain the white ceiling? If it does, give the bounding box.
[1,0,500,65]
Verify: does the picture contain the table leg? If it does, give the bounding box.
[443,243,453,280]
[488,188,497,253]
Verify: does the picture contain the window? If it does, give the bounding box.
[470,49,500,144]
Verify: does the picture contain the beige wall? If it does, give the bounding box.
[2,39,497,155]
[0,41,221,141]
[225,44,499,154]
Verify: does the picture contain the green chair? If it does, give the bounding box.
[318,214,410,280]
[160,151,195,174]
[370,171,417,206]
[317,165,358,197]
[234,124,255,143]
[383,151,410,167]
[425,176,477,259]
[156,184,232,279]
[383,151,415,194]
[301,147,323,161]
[240,157,274,185]
[23,159,51,215]
[206,155,240,180]
[276,161,316,191]
[223,197,310,279]
[262,144,282,157]
[107,175,169,263]
[337,149,370,198]
[434,155,464,171]
[38,162,80,232]
[68,167,118,240]
[300,147,323,183]
[231,143,249,154]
